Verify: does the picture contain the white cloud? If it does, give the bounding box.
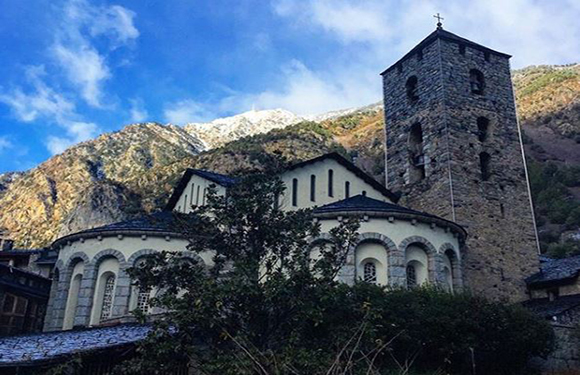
[52,0,139,107]
[129,98,149,123]
[0,66,99,155]
[260,0,580,115]
[164,99,217,124]
[0,137,12,152]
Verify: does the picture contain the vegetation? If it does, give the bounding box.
[528,160,580,257]
[118,175,554,375]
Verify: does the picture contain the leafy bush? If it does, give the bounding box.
[117,174,553,375]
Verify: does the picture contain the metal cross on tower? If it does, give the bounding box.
[433,13,444,29]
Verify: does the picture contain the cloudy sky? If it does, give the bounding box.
[0,0,579,173]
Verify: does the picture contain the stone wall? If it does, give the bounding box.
[382,30,539,301]
[532,323,580,371]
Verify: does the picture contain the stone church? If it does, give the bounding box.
[3,25,561,370]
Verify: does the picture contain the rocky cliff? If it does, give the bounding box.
[1,64,579,251]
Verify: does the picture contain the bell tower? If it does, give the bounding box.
[381,24,539,301]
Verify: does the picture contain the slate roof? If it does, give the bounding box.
[381,27,511,75]
[523,294,580,319]
[52,211,183,248]
[165,169,237,210]
[285,153,400,203]
[0,324,151,367]
[526,255,580,288]
[314,195,466,236]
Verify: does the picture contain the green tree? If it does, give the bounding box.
[120,174,553,375]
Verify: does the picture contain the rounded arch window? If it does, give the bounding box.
[406,263,417,288]
[100,274,116,322]
[406,75,419,102]
[470,69,485,95]
[363,262,377,284]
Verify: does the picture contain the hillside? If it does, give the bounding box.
[1,64,579,253]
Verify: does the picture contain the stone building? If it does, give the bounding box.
[381,25,539,301]
[44,152,465,333]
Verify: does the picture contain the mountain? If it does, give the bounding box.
[1,64,579,252]
[184,109,304,149]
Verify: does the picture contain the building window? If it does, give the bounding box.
[196,185,201,205]
[406,76,419,102]
[328,169,334,197]
[183,195,187,212]
[136,289,151,313]
[362,190,367,196]
[292,178,298,207]
[409,123,425,182]
[479,152,491,181]
[406,264,417,288]
[190,184,194,206]
[310,175,316,202]
[484,51,490,62]
[345,181,350,199]
[363,262,377,284]
[100,275,116,322]
[470,69,485,95]
[459,44,466,55]
[477,117,490,142]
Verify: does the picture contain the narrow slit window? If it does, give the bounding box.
[310,175,316,202]
[470,69,485,95]
[345,181,350,198]
[196,185,200,205]
[190,184,194,206]
[477,117,490,142]
[292,178,298,207]
[183,195,188,212]
[406,76,419,102]
[479,152,491,181]
[328,169,334,197]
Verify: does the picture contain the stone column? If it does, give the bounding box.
[388,248,406,287]
[48,270,72,331]
[74,265,97,327]
[112,262,132,318]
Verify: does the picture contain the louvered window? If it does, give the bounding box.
[363,262,377,284]
[100,275,115,322]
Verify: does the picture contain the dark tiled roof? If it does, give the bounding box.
[52,211,182,248]
[314,195,466,236]
[526,255,580,288]
[523,294,580,319]
[0,249,43,256]
[165,169,237,210]
[0,324,151,367]
[381,27,511,75]
[286,153,400,203]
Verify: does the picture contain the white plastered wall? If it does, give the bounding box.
[174,174,227,213]
[278,158,392,210]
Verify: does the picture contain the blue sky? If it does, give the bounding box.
[1,0,580,173]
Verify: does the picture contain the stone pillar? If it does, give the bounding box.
[74,265,97,327]
[112,262,132,318]
[388,248,406,287]
[49,270,72,331]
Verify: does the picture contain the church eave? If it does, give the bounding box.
[313,209,467,239]
[380,28,511,76]
[51,228,184,250]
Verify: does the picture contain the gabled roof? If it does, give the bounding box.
[526,255,580,288]
[314,195,466,237]
[52,211,183,248]
[285,153,400,203]
[165,169,237,210]
[380,27,511,76]
[0,324,151,367]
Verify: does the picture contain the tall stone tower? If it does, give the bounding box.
[381,25,539,301]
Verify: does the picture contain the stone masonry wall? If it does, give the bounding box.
[382,31,539,301]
